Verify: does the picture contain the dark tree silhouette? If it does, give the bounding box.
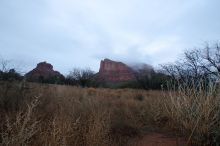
[66,68,96,87]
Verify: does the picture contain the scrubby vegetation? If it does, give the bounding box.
[0,59,23,82]
[0,79,220,145]
[0,82,167,146]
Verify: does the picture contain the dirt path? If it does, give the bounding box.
[132,133,188,146]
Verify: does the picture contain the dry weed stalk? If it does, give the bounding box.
[164,79,220,145]
[1,96,40,146]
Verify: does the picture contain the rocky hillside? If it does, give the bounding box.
[25,61,64,82]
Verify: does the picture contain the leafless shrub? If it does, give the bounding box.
[1,96,40,146]
[164,79,220,145]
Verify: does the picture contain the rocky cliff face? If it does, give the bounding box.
[26,62,64,82]
[98,59,135,82]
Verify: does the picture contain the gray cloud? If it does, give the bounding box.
[0,0,220,74]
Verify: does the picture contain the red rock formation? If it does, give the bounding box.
[26,61,64,82]
[98,59,135,82]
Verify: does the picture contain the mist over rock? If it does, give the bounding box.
[98,58,136,82]
[128,63,155,78]
[128,63,154,72]
[25,61,64,83]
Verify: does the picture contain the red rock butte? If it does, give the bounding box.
[26,61,64,81]
[98,59,136,82]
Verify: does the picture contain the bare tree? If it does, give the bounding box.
[0,58,10,72]
[162,42,220,89]
[0,57,23,81]
[201,43,220,77]
[66,68,96,87]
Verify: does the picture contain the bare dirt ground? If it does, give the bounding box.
[132,132,188,146]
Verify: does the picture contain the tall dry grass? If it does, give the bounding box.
[163,80,220,145]
[0,82,164,146]
[0,80,220,145]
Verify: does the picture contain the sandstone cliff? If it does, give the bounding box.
[98,59,135,82]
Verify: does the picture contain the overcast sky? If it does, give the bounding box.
[0,0,220,74]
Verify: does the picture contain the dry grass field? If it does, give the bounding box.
[0,81,220,146]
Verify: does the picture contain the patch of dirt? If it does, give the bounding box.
[131,133,189,146]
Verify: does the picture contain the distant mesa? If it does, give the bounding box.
[26,59,153,84]
[25,61,64,82]
[98,58,136,82]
